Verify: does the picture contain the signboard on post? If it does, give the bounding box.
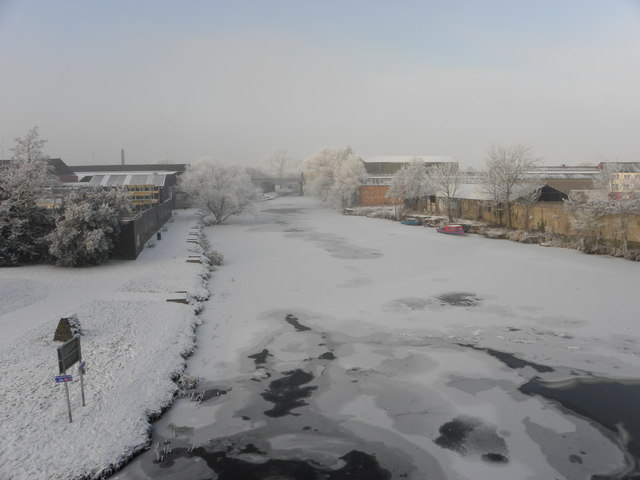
[57,336,81,374]
[55,335,85,422]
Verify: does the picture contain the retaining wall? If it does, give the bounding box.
[111,198,174,260]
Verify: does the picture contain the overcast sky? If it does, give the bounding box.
[1,1,639,168]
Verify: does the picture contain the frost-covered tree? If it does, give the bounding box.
[386,159,430,210]
[480,143,541,228]
[565,163,640,258]
[564,192,607,253]
[303,147,364,207]
[179,158,261,224]
[330,153,366,209]
[303,147,342,201]
[0,126,57,265]
[427,162,463,222]
[10,126,48,162]
[48,188,131,267]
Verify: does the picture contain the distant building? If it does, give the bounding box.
[598,162,640,193]
[359,155,456,206]
[528,165,598,195]
[363,155,456,176]
[70,163,188,210]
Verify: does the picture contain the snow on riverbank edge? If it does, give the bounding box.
[0,219,213,480]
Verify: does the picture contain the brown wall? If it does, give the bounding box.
[357,185,640,246]
[360,185,394,206]
[456,200,573,233]
[457,198,640,245]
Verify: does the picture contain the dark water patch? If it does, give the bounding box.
[320,351,336,360]
[285,313,311,332]
[569,454,583,464]
[436,292,481,307]
[435,418,473,453]
[482,453,508,463]
[238,443,265,455]
[460,343,554,373]
[248,349,272,365]
[435,416,509,462]
[178,447,392,480]
[199,387,231,402]
[485,348,553,373]
[521,377,640,476]
[261,369,317,417]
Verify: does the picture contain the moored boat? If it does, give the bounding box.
[437,224,465,235]
[401,218,421,226]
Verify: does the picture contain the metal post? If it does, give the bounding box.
[64,379,73,423]
[79,363,86,407]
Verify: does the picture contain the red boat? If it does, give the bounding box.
[437,225,465,236]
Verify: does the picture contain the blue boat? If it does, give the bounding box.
[401,218,421,226]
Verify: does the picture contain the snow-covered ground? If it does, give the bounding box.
[2,197,640,480]
[0,210,210,480]
[114,196,638,480]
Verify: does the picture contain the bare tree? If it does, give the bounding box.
[179,158,261,224]
[427,162,462,222]
[264,149,291,178]
[480,144,541,228]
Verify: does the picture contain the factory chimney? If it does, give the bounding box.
[121,149,125,165]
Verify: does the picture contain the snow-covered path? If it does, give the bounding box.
[114,197,640,480]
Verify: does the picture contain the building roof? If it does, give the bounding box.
[1,158,77,181]
[81,173,169,187]
[47,158,76,177]
[452,184,491,200]
[363,156,455,164]
[543,178,594,193]
[69,164,188,174]
[532,165,599,179]
[598,161,640,173]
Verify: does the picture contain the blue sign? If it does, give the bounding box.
[55,375,73,383]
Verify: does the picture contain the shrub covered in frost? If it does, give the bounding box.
[48,188,131,267]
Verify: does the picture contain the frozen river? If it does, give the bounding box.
[113,196,640,480]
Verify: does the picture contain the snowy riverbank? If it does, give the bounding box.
[0,210,210,480]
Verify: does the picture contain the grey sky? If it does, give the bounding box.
[1,1,639,167]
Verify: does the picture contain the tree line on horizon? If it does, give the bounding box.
[2,127,639,267]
